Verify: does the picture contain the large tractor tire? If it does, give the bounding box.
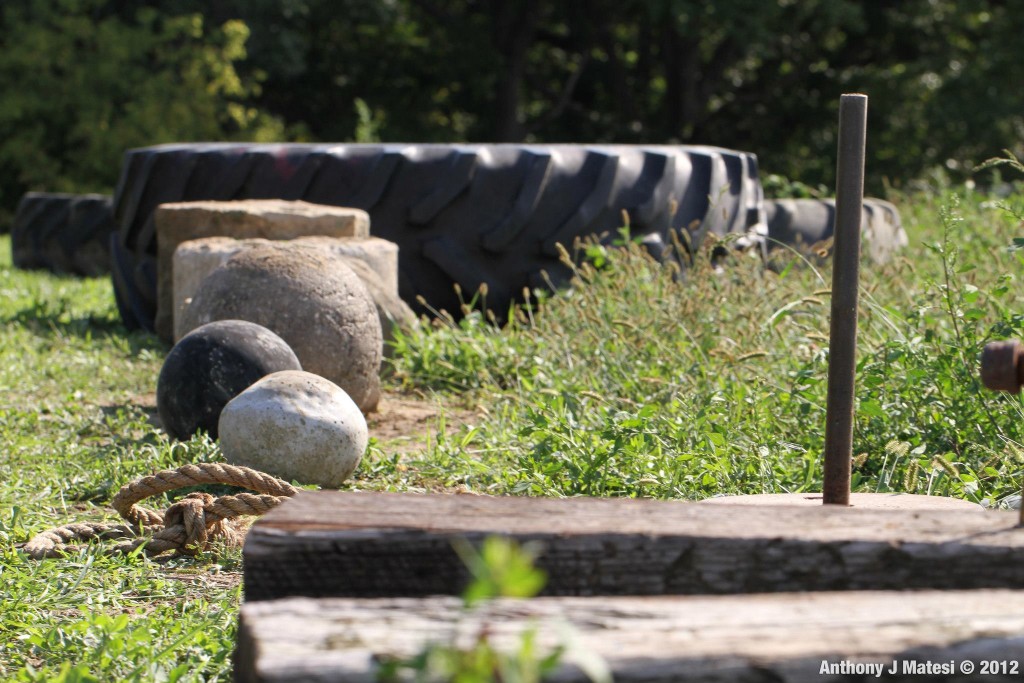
[110,143,764,331]
[765,197,906,263]
[11,192,114,277]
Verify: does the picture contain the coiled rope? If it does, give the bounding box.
[23,463,297,559]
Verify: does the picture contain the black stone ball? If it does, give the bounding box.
[157,319,302,441]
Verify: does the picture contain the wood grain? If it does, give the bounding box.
[243,491,1024,601]
[235,590,1024,682]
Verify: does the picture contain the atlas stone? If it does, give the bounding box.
[218,370,368,488]
[178,244,383,412]
[326,255,417,358]
[171,236,413,348]
[153,199,370,341]
[156,320,302,441]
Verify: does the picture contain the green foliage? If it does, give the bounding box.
[0,0,288,218]
[388,190,1024,505]
[377,537,609,683]
[974,149,1024,178]
[10,599,236,682]
[206,0,1024,193]
[455,537,547,609]
[1,0,1021,216]
[762,174,829,200]
[353,98,386,144]
[851,196,1024,500]
[0,241,238,680]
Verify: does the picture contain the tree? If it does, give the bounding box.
[227,0,1024,192]
[0,0,286,216]
[2,0,1020,215]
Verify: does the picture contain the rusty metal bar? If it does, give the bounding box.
[980,339,1024,526]
[981,340,1024,394]
[823,94,868,506]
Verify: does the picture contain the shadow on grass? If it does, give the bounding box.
[3,301,167,356]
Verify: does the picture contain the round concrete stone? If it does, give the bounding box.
[700,492,984,511]
[218,370,368,487]
[336,257,417,366]
[179,244,382,412]
[156,319,302,441]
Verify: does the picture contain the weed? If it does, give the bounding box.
[376,537,609,683]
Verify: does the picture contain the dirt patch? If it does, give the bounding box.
[162,567,243,594]
[114,389,476,455]
[367,391,478,455]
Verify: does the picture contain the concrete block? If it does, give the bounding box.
[154,200,370,341]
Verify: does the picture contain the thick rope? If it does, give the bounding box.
[23,463,297,559]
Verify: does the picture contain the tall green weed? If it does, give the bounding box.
[388,191,1024,504]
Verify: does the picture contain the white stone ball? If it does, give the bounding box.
[218,370,368,488]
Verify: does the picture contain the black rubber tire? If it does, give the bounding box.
[11,192,114,276]
[765,197,906,263]
[110,143,763,331]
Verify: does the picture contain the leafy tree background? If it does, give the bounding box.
[0,0,1021,220]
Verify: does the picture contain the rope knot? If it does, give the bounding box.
[22,463,297,559]
[162,492,219,555]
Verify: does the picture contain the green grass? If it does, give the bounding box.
[2,184,1024,679]
[0,243,240,681]
[386,189,1024,503]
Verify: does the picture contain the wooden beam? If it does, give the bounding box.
[243,491,1024,601]
[235,590,1024,682]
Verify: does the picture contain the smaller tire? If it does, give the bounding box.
[765,197,906,263]
[11,192,114,276]
[109,234,157,331]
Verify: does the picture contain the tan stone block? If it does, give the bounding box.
[155,200,370,341]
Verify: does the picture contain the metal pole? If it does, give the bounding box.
[823,94,868,506]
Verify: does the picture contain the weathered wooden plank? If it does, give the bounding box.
[235,590,1024,682]
[243,491,1024,601]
